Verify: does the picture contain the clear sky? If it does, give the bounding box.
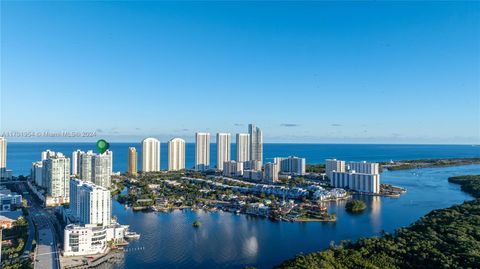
[1,1,479,144]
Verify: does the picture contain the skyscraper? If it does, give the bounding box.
[0,137,6,180]
[31,161,44,187]
[216,133,231,171]
[43,152,70,206]
[325,159,346,179]
[195,132,210,171]
[236,133,250,163]
[72,149,84,176]
[168,138,185,171]
[127,147,138,177]
[276,156,306,175]
[142,138,161,172]
[78,150,112,188]
[79,151,95,182]
[348,161,379,175]
[248,124,263,164]
[70,178,111,226]
[264,162,279,183]
[93,152,112,188]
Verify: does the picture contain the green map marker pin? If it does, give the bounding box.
[96,139,110,154]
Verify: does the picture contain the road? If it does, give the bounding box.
[16,182,60,269]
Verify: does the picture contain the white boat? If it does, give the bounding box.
[124,231,140,240]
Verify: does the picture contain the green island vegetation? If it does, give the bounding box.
[114,171,335,222]
[1,217,32,269]
[345,200,367,213]
[381,157,480,171]
[274,175,480,269]
[448,175,480,198]
[306,164,325,173]
[192,220,202,228]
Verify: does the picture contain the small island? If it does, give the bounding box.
[192,220,202,228]
[345,200,367,213]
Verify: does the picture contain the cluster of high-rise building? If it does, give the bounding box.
[326,159,381,194]
[30,149,113,206]
[32,151,72,206]
[130,124,264,173]
[128,125,309,184]
[63,178,127,256]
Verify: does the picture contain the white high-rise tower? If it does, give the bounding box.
[0,137,6,180]
[72,149,84,176]
[195,132,210,171]
[236,133,250,163]
[168,138,186,171]
[43,152,70,206]
[249,124,263,164]
[92,151,112,188]
[216,133,231,171]
[142,138,161,172]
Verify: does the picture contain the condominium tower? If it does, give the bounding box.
[325,159,346,179]
[127,147,138,176]
[248,124,263,164]
[78,150,113,188]
[0,137,6,180]
[93,151,112,188]
[72,149,84,176]
[43,152,70,206]
[168,138,186,171]
[70,179,111,226]
[236,133,250,163]
[216,133,231,171]
[142,138,161,172]
[195,133,210,171]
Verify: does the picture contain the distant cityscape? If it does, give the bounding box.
[0,124,383,263]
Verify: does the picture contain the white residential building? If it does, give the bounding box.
[248,124,263,163]
[223,161,243,177]
[78,150,112,188]
[43,152,70,206]
[244,160,262,171]
[92,151,112,188]
[0,187,22,211]
[236,133,250,163]
[348,161,380,175]
[330,171,380,194]
[0,137,6,180]
[142,138,161,172]
[31,161,44,187]
[263,162,279,183]
[63,223,127,257]
[70,179,111,226]
[216,133,231,171]
[275,156,306,175]
[79,151,95,182]
[325,159,346,179]
[195,132,210,171]
[168,138,186,171]
[72,150,84,176]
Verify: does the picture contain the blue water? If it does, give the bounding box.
[4,143,480,268]
[5,143,480,176]
[112,165,479,269]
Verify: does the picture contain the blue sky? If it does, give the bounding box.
[1,1,479,143]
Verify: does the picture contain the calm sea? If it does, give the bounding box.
[5,143,480,176]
